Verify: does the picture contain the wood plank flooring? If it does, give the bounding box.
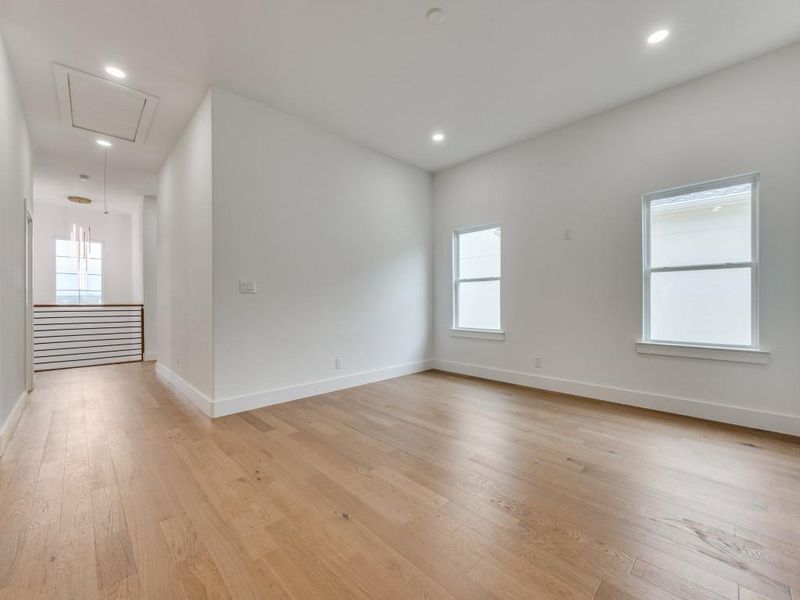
[1,361,799,599]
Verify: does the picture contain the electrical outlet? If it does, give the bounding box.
[335,357,343,370]
[534,356,543,369]
[239,280,257,294]
[176,356,181,369]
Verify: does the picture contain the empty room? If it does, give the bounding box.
[1,1,799,599]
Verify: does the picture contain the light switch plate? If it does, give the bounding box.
[239,280,257,294]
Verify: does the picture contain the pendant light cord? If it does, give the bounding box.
[103,148,109,215]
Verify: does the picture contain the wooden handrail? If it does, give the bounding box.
[34,303,144,307]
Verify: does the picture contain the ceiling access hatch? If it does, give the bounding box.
[54,63,158,145]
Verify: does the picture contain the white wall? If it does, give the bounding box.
[433,43,800,434]
[156,92,213,398]
[130,200,143,303]
[143,194,158,360]
[32,202,138,304]
[0,31,32,451]
[210,88,432,412]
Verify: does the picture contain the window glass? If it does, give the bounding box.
[650,268,751,346]
[55,240,103,304]
[650,184,751,268]
[457,280,501,330]
[458,227,501,279]
[454,226,501,330]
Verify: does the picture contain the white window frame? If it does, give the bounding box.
[451,223,504,340]
[55,237,104,305]
[638,172,768,363]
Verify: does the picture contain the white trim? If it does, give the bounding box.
[450,328,505,341]
[635,341,769,364]
[212,360,434,418]
[155,362,213,417]
[0,391,28,456]
[26,208,33,392]
[641,172,760,350]
[143,352,158,362]
[453,223,502,331]
[431,359,800,437]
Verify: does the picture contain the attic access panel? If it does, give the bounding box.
[54,64,158,145]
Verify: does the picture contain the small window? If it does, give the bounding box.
[56,238,103,305]
[453,225,501,331]
[642,174,758,348]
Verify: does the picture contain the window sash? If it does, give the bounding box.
[648,261,754,274]
[641,173,759,349]
[453,225,501,331]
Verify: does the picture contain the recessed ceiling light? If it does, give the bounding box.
[432,132,445,143]
[105,66,126,78]
[647,29,670,45]
[79,174,90,182]
[712,206,722,212]
[96,139,112,147]
[427,7,446,24]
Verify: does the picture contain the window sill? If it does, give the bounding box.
[635,341,769,364]
[450,328,505,341]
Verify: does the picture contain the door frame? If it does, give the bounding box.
[25,206,33,392]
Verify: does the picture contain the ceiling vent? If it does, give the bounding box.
[54,63,158,145]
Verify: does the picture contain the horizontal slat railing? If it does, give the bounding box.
[34,304,143,371]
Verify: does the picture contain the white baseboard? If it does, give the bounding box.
[212,360,434,417]
[143,352,158,362]
[0,391,28,456]
[155,362,214,417]
[432,359,800,437]
[155,359,433,418]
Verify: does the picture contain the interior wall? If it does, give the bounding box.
[0,31,32,449]
[210,88,432,410]
[433,43,800,434]
[130,200,143,303]
[32,202,137,304]
[143,194,158,360]
[156,91,213,398]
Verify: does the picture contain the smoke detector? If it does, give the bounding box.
[427,8,446,24]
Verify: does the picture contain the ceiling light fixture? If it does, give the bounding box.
[96,139,112,147]
[432,132,445,143]
[67,195,92,275]
[647,29,670,45]
[105,65,126,78]
[427,7,446,24]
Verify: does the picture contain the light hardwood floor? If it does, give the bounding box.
[0,362,798,599]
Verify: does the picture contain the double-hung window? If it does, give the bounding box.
[453,224,501,332]
[642,173,758,349]
[56,238,103,305]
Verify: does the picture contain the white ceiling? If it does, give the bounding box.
[2,0,800,188]
[54,64,158,144]
[33,152,156,215]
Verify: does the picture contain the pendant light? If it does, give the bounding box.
[67,195,92,282]
[66,140,111,288]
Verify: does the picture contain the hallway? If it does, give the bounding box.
[1,363,799,599]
